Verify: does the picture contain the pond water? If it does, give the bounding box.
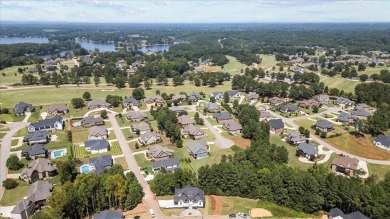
[0,37,49,44]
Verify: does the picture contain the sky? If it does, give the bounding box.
[1,0,390,23]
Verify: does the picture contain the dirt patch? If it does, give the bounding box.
[210,195,222,215]
[229,137,251,149]
[123,203,152,218]
[203,66,221,72]
[250,208,272,217]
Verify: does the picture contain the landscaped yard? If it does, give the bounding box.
[11,139,20,146]
[46,131,72,150]
[74,141,122,158]
[114,157,128,170]
[28,106,42,122]
[0,181,30,206]
[71,128,88,144]
[134,153,152,173]
[0,114,15,122]
[14,127,28,137]
[121,128,134,139]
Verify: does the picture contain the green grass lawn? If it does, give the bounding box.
[321,75,361,94]
[28,106,42,122]
[11,139,20,146]
[116,116,133,127]
[0,114,15,122]
[74,141,122,159]
[46,131,72,151]
[68,106,90,118]
[0,64,35,86]
[72,128,88,144]
[223,55,248,75]
[0,132,6,139]
[8,158,29,174]
[0,181,31,206]
[10,143,28,152]
[14,127,28,137]
[367,163,390,181]
[114,157,128,170]
[352,65,389,76]
[134,153,152,173]
[300,107,326,115]
[258,54,278,70]
[121,128,134,139]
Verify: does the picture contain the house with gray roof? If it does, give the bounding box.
[169,106,187,114]
[204,102,220,113]
[28,67,39,73]
[210,92,224,100]
[88,99,112,109]
[89,155,113,175]
[351,109,371,119]
[355,103,375,113]
[138,131,162,145]
[187,140,209,159]
[188,91,202,101]
[131,121,151,134]
[126,111,148,121]
[315,120,334,132]
[296,143,318,160]
[212,112,233,123]
[246,92,259,101]
[334,97,355,107]
[152,158,180,172]
[21,158,56,182]
[314,94,330,104]
[329,207,371,219]
[85,139,110,154]
[47,104,68,115]
[123,97,141,109]
[28,116,64,133]
[226,90,241,98]
[11,181,53,219]
[146,145,174,161]
[174,185,205,208]
[338,112,354,125]
[182,124,206,140]
[88,126,108,140]
[24,130,50,145]
[259,111,271,121]
[94,210,124,219]
[280,104,300,113]
[22,144,48,159]
[285,131,307,145]
[144,95,165,106]
[268,119,284,134]
[177,115,194,127]
[81,116,104,127]
[373,135,390,150]
[14,102,34,116]
[223,121,242,135]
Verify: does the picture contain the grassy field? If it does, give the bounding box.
[134,153,152,173]
[121,128,134,139]
[367,163,390,181]
[0,65,35,86]
[114,157,128,170]
[223,55,248,75]
[320,75,361,94]
[0,181,30,206]
[353,65,389,76]
[258,54,278,70]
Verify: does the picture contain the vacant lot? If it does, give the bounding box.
[321,75,361,94]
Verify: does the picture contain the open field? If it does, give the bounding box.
[353,65,389,76]
[258,54,278,70]
[320,75,361,94]
[0,65,35,86]
[223,55,248,75]
[0,181,30,206]
[367,163,390,181]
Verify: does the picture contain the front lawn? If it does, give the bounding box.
[14,127,28,137]
[71,128,88,144]
[46,131,72,150]
[121,128,134,139]
[0,114,15,122]
[134,153,152,173]
[28,106,41,122]
[0,181,30,206]
[114,157,128,170]
[8,158,29,174]
[11,139,20,146]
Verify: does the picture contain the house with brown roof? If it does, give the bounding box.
[259,111,271,121]
[126,111,148,122]
[298,99,320,109]
[331,156,364,177]
[88,126,108,140]
[81,116,105,128]
[131,121,151,134]
[223,121,242,135]
[182,124,206,140]
[146,145,174,161]
[246,92,259,101]
[21,158,56,182]
[88,99,112,109]
[269,97,287,106]
[172,94,187,102]
[285,131,307,145]
[177,115,194,127]
[138,131,162,145]
[144,95,165,106]
[47,104,68,115]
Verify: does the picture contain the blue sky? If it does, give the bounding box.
[1,0,389,23]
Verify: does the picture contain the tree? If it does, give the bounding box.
[210,96,216,103]
[312,106,319,113]
[360,74,369,82]
[144,80,152,90]
[223,92,230,103]
[6,155,23,170]
[17,67,23,73]
[100,110,108,119]
[57,159,76,184]
[82,92,91,100]
[67,130,72,142]
[3,178,18,189]
[125,172,143,210]
[71,98,84,109]
[132,88,145,100]
[94,76,100,86]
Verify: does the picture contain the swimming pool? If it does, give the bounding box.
[54,150,63,157]
[51,148,67,159]
[80,164,91,173]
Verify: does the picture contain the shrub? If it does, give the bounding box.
[3,178,18,189]
[6,155,23,170]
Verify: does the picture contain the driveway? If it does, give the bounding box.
[201,115,234,149]
[22,112,31,122]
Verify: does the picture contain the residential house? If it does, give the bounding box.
[177,115,194,127]
[291,67,304,74]
[144,95,165,106]
[338,112,354,125]
[259,111,271,121]
[328,207,370,219]
[152,158,180,172]
[22,144,48,159]
[131,121,151,134]
[212,112,233,124]
[115,59,126,69]
[93,62,102,67]
[24,130,50,145]
[174,186,205,208]
[21,158,56,182]
[85,139,110,154]
[126,111,148,121]
[131,61,140,67]
[298,99,320,109]
[226,90,241,98]
[355,103,375,113]
[172,94,187,102]
[122,97,141,109]
[268,119,284,134]
[28,67,39,73]
[88,126,108,140]
[188,91,202,101]
[246,92,259,101]
[195,66,204,73]
[280,104,300,113]
[315,120,334,132]
[82,56,91,64]
[138,131,162,145]
[223,121,242,135]
[331,156,363,177]
[146,145,174,161]
[210,92,224,100]
[334,97,354,108]
[28,116,64,133]
[187,140,209,159]
[365,78,374,82]
[81,116,105,128]
[373,135,390,150]
[285,131,307,145]
[89,155,113,175]
[94,210,124,219]
[204,102,220,113]
[351,109,371,120]
[269,97,287,106]
[11,181,53,219]
[296,143,318,160]
[314,94,330,104]
[88,99,112,109]
[47,104,68,115]
[127,66,137,74]
[182,124,206,140]
[351,77,360,81]
[169,106,187,114]
[14,102,34,116]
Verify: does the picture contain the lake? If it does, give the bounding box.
[0,37,189,54]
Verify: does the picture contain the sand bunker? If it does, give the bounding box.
[250,208,272,217]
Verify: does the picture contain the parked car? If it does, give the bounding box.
[229,213,237,218]
[238,212,247,218]
[149,209,155,218]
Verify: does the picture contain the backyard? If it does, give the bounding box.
[74,141,122,158]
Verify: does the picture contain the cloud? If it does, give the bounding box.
[151,0,171,5]
[199,1,222,6]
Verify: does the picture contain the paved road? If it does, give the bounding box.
[0,122,29,200]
